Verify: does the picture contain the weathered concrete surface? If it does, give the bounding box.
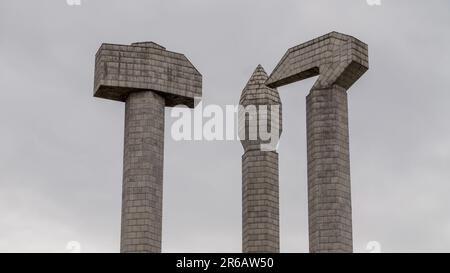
[266,32,369,253]
[121,91,165,253]
[266,32,368,90]
[94,42,202,253]
[306,85,352,253]
[94,42,202,107]
[239,65,282,253]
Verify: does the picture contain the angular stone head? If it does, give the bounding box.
[239,65,282,152]
[266,31,368,90]
[94,41,202,108]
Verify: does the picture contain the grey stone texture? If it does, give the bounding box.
[266,31,368,90]
[94,42,202,253]
[239,65,282,253]
[306,85,352,253]
[121,91,165,253]
[94,42,202,107]
[266,32,369,253]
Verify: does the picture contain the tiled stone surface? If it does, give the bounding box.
[266,32,368,90]
[94,42,202,108]
[239,66,282,253]
[306,85,352,253]
[242,150,279,253]
[266,32,368,253]
[94,41,203,253]
[121,91,165,253]
[239,65,282,152]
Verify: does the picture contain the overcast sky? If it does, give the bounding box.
[0,0,449,253]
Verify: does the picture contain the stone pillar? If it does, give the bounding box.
[121,91,165,253]
[242,150,280,253]
[266,32,368,253]
[240,65,282,253]
[93,41,202,253]
[306,85,352,253]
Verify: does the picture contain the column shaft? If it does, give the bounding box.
[242,150,280,253]
[121,91,165,253]
[306,85,353,253]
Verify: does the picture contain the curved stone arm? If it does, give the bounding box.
[266,32,369,90]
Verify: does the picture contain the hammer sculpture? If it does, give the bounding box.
[94,42,202,253]
[266,32,369,252]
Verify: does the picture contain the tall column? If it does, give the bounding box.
[242,150,280,252]
[121,91,165,253]
[93,41,202,253]
[306,85,352,253]
[265,32,368,253]
[240,65,282,253]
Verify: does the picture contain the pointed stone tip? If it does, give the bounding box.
[242,65,269,88]
[248,64,268,82]
[254,64,267,74]
[240,65,271,100]
[131,41,166,50]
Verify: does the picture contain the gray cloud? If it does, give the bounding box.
[0,0,449,252]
